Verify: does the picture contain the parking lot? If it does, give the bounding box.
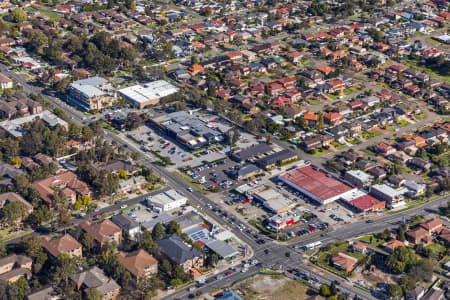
[187,158,242,191]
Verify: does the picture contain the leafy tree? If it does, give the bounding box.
[330,281,337,296]
[152,223,166,241]
[1,201,29,228]
[386,247,418,274]
[14,277,29,300]
[206,253,219,267]
[86,288,102,300]
[166,221,181,235]
[138,230,157,254]
[52,254,78,285]
[320,284,331,297]
[386,284,402,299]
[27,205,50,227]
[118,170,128,180]
[11,8,27,23]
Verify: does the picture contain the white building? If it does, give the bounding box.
[147,189,187,212]
[0,73,13,89]
[118,80,179,109]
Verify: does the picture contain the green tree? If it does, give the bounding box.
[14,277,29,300]
[320,284,331,297]
[138,230,157,254]
[86,288,102,300]
[152,223,166,240]
[1,201,29,228]
[52,254,77,285]
[330,281,337,296]
[387,284,402,299]
[11,8,27,23]
[118,170,128,180]
[166,221,181,235]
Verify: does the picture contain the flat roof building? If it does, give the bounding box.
[231,143,272,162]
[149,111,224,149]
[147,189,187,212]
[68,77,114,111]
[370,184,406,209]
[253,187,296,214]
[279,165,356,205]
[119,80,178,109]
[255,149,298,170]
[344,170,373,188]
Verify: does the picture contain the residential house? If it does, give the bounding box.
[408,157,432,172]
[375,143,396,155]
[26,286,65,300]
[117,250,158,278]
[80,220,122,247]
[302,134,333,151]
[383,239,405,253]
[302,111,318,126]
[111,213,141,240]
[0,254,32,283]
[0,73,13,89]
[42,234,82,258]
[331,252,357,272]
[94,160,138,176]
[405,227,433,245]
[420,219,443,234]
[70,266,121,300]
[406,285,426,300]
[352,243,367,254]
[323,112,344,125]
[0,192,33,214]
[155,234,204,273]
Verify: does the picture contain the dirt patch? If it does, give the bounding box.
[235,274,313,300]
[352,265,396,288]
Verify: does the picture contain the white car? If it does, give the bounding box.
[121,204,128,209]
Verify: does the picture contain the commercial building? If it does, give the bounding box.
[344,170,373,188]
[279,165,356,205]
[118,80,178,109]
[232,164,263,181]
[230,143,273,162]
[253,187,296,214]
[149,111,224,149]
[147,189,187,212]
[267,210,302,231]
[370,184,406,209]
[67,77,115,111]
[255,149,298,170]
[0,110,68,138]
[340,191,386,213]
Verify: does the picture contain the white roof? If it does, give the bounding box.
[119,80,178,104]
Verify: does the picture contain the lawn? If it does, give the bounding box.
[347,137,362,145]
[402,58,450,83]
[308,99,322,105]
[331,141,347,150]
[425,243,447,256]
[300,59,310,66]
[414,111,427,120]
[395,119,411,128]
[359,234,385,247]
[362,130,383,140]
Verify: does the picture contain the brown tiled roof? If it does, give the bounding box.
[81,220,121,244]
[420,219,442,232]
[42,234,81,257]
[331,252,357,271]
[117,249,158,277]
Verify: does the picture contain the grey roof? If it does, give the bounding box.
[156,234,202,265]
[256,149,297,167]
[26,286,64,300]
[95,160,137,174]
[0,164,24,179]
[205,239,238,258]
[70,266,120,295]
[111,213,139,231]
[172,211,203,231]
[72,76,107,87]
[70,77,107,98]
[141,213,172,230]
[235,164,260,177]
[231,143,272,161]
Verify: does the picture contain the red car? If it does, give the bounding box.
[94,214,101,219]
[226,271,233,276]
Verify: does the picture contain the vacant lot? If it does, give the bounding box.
[235,274,314,300]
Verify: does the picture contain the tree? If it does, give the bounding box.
[330,281,337,296]
[138,230,157,254]
[426,185,434,198]
[166,221,181,235]
[207,84,216,98]
[14,277,29,300]
[86,288,102,300]
[320,284,331,297]
[152,223,166,240]
[11,8,27,23]
[317,112,324,130]
[1,201,29,228]
[118,170,128,180]
[52,254,78,285]
[386,284,402,299]
[206,253,219,267]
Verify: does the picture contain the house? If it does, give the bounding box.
[421,288,444,300]
[0,73,13,89]
[375,143,396,155]
[352,243,367,254]
[94,160,138,176]
[70,266,121,300]
[302,111,318,126]
[117,250,158,278]
[0,192,33,214]
[111,213,141,240]
[26,286,65,300]
[323,112,344,125]
[405,227,432,245]
[331,252,357,272]
[383,239,405,253]
[284,105,302,119]
[80,220,122,247]
[406,285,426,300]
[32,171,91,206]
[420,219,443,234]
[408,157,432,171]
[302,134,334,151]
[42,234,82,258]
[0,254,32,283]
[155,234,204,273]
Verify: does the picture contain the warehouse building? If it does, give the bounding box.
[340,190,386,213]
[279,165,356,205]
[232,164,263,181]
[253,187,296,214]
[149,111,224,149]
[255,149,298,170]
[118,80,178,109]
[230,143,273,162]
